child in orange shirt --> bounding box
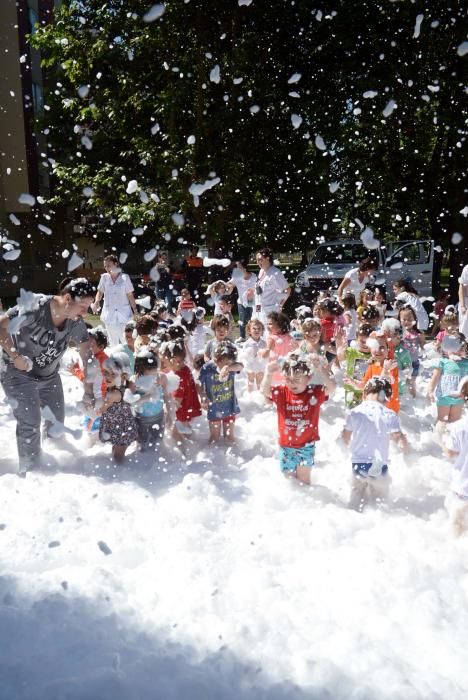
[348,333,400,412]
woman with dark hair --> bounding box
[0,277,95,475]
[226,257,257,340]
[254,248,290,326]
[392,279,429,331]
[91,254,137,346]
[337,257,378,302]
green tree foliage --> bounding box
[30,0,466,281]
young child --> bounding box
[298,318,323,355]
[444,377,468,536]
[432,291,450,336]
[130,348,174,453]
[434,306,459,354]
[336,323,373,407]
[199,340,243,444]
[187,307,208,358]
[134,314,158,353]
[204,314,231,361]
[217,295,235,330]
[427,334,468,426]
[349,333,400,413]
[81,327,109,434]
[177,288,196,315]
[262,351,335,485]
[99,356,138,462]
[360,305,381,330]
[357,288,374,322]
[206,280,228,315]
[241,318,267,391]
[373,287,388,322]
[261,312,298,369]
[317,298,343,363]
[381,319,412,396]
[160,338,202,437]
[342,293,358,345]
[342,377,407,511]
[122,321,136,373]
[398,305,425,397]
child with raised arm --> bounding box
[262,351,336,485]
[199,340,244,444]
[336,322,373,407]
[131,348,173,453]
[342,377,408,511]
[160,337,202,438]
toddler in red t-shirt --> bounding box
[262,350,336,484]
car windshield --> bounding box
[310,244,370,265]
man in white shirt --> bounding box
[254,248,290,326]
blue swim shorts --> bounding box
[279,443,316,473]
[352,462,388,478]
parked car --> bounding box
[294,239,434,303]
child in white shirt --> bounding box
[342,377,407,511]
[444,377,468,536]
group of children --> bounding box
[64,280,468,533]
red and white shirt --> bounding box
[271,384,328,448]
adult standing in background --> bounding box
[183,246,204,302]
[154,251,174,312]
[227,258,257,340]
[337,257,378,302]
[91,255,137,346]
[0,278,94,475]
[254,248,290,326]
[458,264,468,338]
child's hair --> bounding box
[125,321,136,334]
[192,353,205,371]
[180,287,191,296]
[246,318,265,335]
[213,340,238,362]
[58,277,96,299]
[363,377,392,400]
[267,311,290,334]
[134,348,160,375]
[374,286,386,301]
[318,298,343,317]
[342,293,357,310]
[152,301,168,317]
[357,323,374,338]
[161,338,186,360]
[89,327,108,349]
[398,304,419,330]
[301,317,321,334]
[440,306,458,330]
[211,280,227,294]
[394,279,418,295]
[441,332,468,356]
[295,305,314,322]
[358,289,373,306]
[381,318,402,336]
[103,355,129,383]
[218,294,233,306]
[281,351,314,377]
[136,314,158,337]
[361,306,380,323]
[159,324,187,342]
[211,314,230,332]
[195,306,206,320]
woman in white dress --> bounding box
[392,279,429,332]
[459,264,468,338]
[337,257,378,301]
[91,255,137,346]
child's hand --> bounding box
[201,396,209,411]
[383,359,397,372]
[426,391,435,403]
[265,360,279,375]
[266,337,276,351]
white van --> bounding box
[294,239,434,303]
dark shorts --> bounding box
[411,360,420,377]
[352,462,388,478]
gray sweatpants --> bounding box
[1,367,65,472]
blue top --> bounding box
[199,361,240,420]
